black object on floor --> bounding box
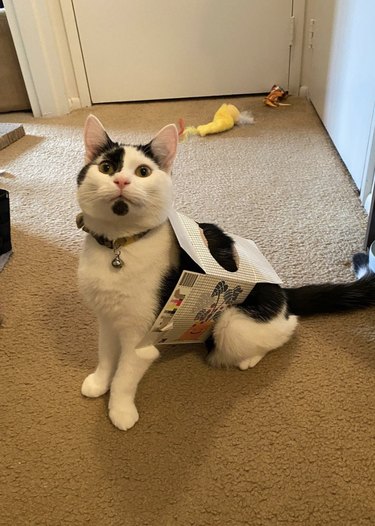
[0,189,12,269]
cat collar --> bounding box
[76,212,149,269]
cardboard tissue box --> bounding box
[140,209,282,347]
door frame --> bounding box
[360,104,375,210]
[4,0,305,117]
[3,0,91,117]
[289,0,306,96]
[60,0,91,109]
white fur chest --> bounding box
[78,222,179,330]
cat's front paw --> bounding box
[81,372,110,398]
[109,403,139,431]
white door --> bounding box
[72,0,293,103]
[305,0,375,192]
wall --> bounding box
[301,0,375,200]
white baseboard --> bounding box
[68,97,81,111]
[365,192,373,214]
[299,85,309,98]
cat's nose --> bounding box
[113,177,130,189]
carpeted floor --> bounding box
[0,96,374,525]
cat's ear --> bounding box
[83,114,112,163]
[150,124,178,173]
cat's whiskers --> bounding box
[78,188,101,204]
[120,187,148,207]
[147,190,170,210]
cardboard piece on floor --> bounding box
[0,123,25,151]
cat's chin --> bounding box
[81,206,170,239]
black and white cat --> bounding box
[77,115,375,431]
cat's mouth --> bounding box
[110,194,138,207]
[111,198,129,216]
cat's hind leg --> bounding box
[208,306,298,370]
[81,317,120,398]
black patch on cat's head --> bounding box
[136,142,160,167]
[77,143,125,186]
[94,134,117,159]
[112,199,129,216]
[101,145,125,174]
[77,164,90,186]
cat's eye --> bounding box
[98,161,115,175]
[135,165,152,178]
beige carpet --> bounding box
[0,96,374,525]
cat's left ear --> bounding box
[150,124,178,174]
[83,114,112,163]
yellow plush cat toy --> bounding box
[180,103,254,139]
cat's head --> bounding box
[77,115,178,236]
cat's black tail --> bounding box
[285,252,375,316]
